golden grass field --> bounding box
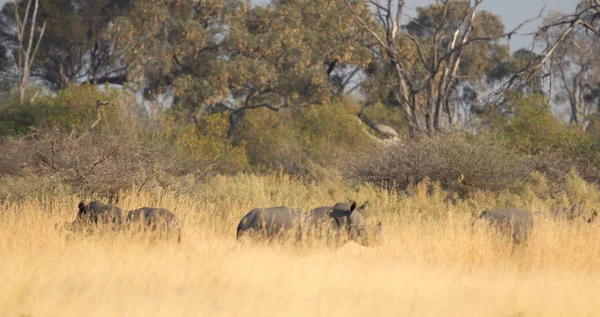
[1,173,600,317]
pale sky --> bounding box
[0,0,576,52]
[253,0,577,52]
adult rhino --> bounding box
[306,201,383,246]
[236,201,383,247]
[550,205,598,223]
[475,208,534,245]
[62,200,123,231]
[125,207,181,243]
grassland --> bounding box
[1,173,600,317]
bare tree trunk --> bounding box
[227,110,246,140]
[14,0,46,104]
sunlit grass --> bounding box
[1,173,599,317]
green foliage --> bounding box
[493,94,587,154]
[489,94,600,185]
[113,0,371,136]
[0,100,36,135]
[161,112,248,173]
[36,85,119,132]
[0,85,117,135]
[359,102,406,136]
[239,102,373,178]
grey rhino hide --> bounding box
[307,201,372,246]
[125,207,181,243]
[64,200,123,231]
[476,208,534,245]
[235,206,303,241]
[236,201,381,247]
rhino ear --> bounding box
[349,201,357,212]
[589,210,598,223]
[359,201,369,211]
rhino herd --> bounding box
[63,199,597,248]
[63,200,182,243]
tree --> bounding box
[539,9,600,130]
[111,0,243,128]
[223,0,371,137]
[343,0,537,136]
[0,0,129,91]
[113,0,371,138]
[2,0,46,103]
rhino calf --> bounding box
[125,207,181,243]
[475,208,534,245]
[551,205,598,223]
[63,200,123,231]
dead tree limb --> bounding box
[343,0,542,136]
[14,0,46,104]
[73,100,110,142]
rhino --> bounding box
[62,200,123,231]
[236,206,302,240]
[475,208,534,245]
[125,207,181,243]
[550,205,598,223]
[306,201,383,246]
[236,201,383,247]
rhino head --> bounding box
[330,201,382,246]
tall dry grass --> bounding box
[1,173,600,317]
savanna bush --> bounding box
[0,84,118,136]
[160,112,248,174]
[238,102,374,179]
[493,94,583,154]
[493,93,600,184]
[0,88,246,199]
[347,134,531,196]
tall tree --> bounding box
[540,9,600,130]
[343,0,536,136]
[0,0,130,91]
[1,0,46,103]
[113,0,371,137]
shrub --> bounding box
[492,93,600,186]
[0,91,246,199]
[239,102,374,179]
[0,85,118,136]
[492,94,584,154]
[160,112,248,174]
[0,129,189,201]
[347,134,531,196]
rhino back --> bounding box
[101,205,123,224]
[307,204,354,227]
[306,206,340,228]
[479,208,533,244]
[236,207,300,239]
[79,201,123,224]
[127,208,177,226]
